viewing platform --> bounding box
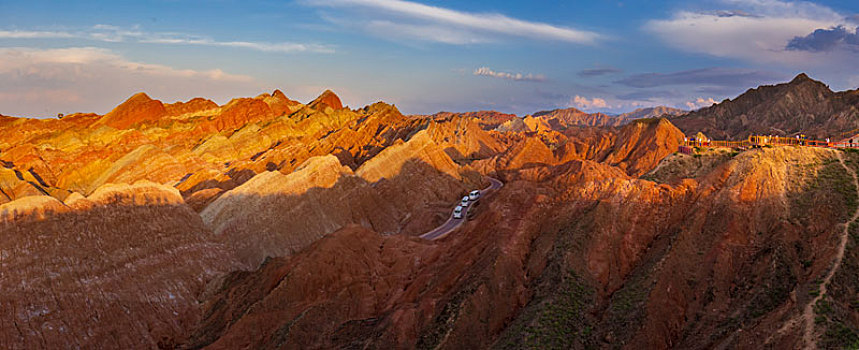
[681,134,859,152]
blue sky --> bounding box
[1,0,858,117]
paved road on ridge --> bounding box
[419,177,503,241]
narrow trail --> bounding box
[802,151,859,349]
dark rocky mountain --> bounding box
[672,73,859,140]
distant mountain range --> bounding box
[619,106,688,120]
[532,105,686,129]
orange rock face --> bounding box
[308,89,344,111]
[97,92,168,129]
[261,89,303,116]
[603,118,685,176]
[164,97,218,116]
[209,98,273,131]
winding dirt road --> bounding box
[419,177,502,240]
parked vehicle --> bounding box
[460,196,470,207]
[469,190,480,201]
[453,205,464,219]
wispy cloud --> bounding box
[364,20,491,44]
[578,67,622,77]
[0,47,252,82]
[139,37,334,54]
[0,47,262,117]
[0,30,75,39]
[473,67,546,82]
[0,25,334,54]
[301,0,602,45]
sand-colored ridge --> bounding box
[0,195,67,222]
[356,129,461,183]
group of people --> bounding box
[749,134,829,147]
[684,136,710,147]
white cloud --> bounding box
[0,47,263,117]
[301,0,602,44]
[0,30,75,39]
[473,67,545,82]
[365,20,491,44]
[570,95,608,110]
[645,0,856,65]
[139,37,334,54]
[0,25,334,54]
[685,97,717,110]
[0,47,252,82]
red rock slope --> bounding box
[0,181,242,349]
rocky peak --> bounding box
[784,73,831,94]
[361,101,402,116]
[271,89,289,101]
[309,90,344,112]
[265,89,300,105]
[790,72,812,84]
[259,89,302,116]
[135,92,155,101]
[603,118,685,176]
[98,92,167,129]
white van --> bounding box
[460,196,470,207]
[453,205,464,219]
[469,190,480,201]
